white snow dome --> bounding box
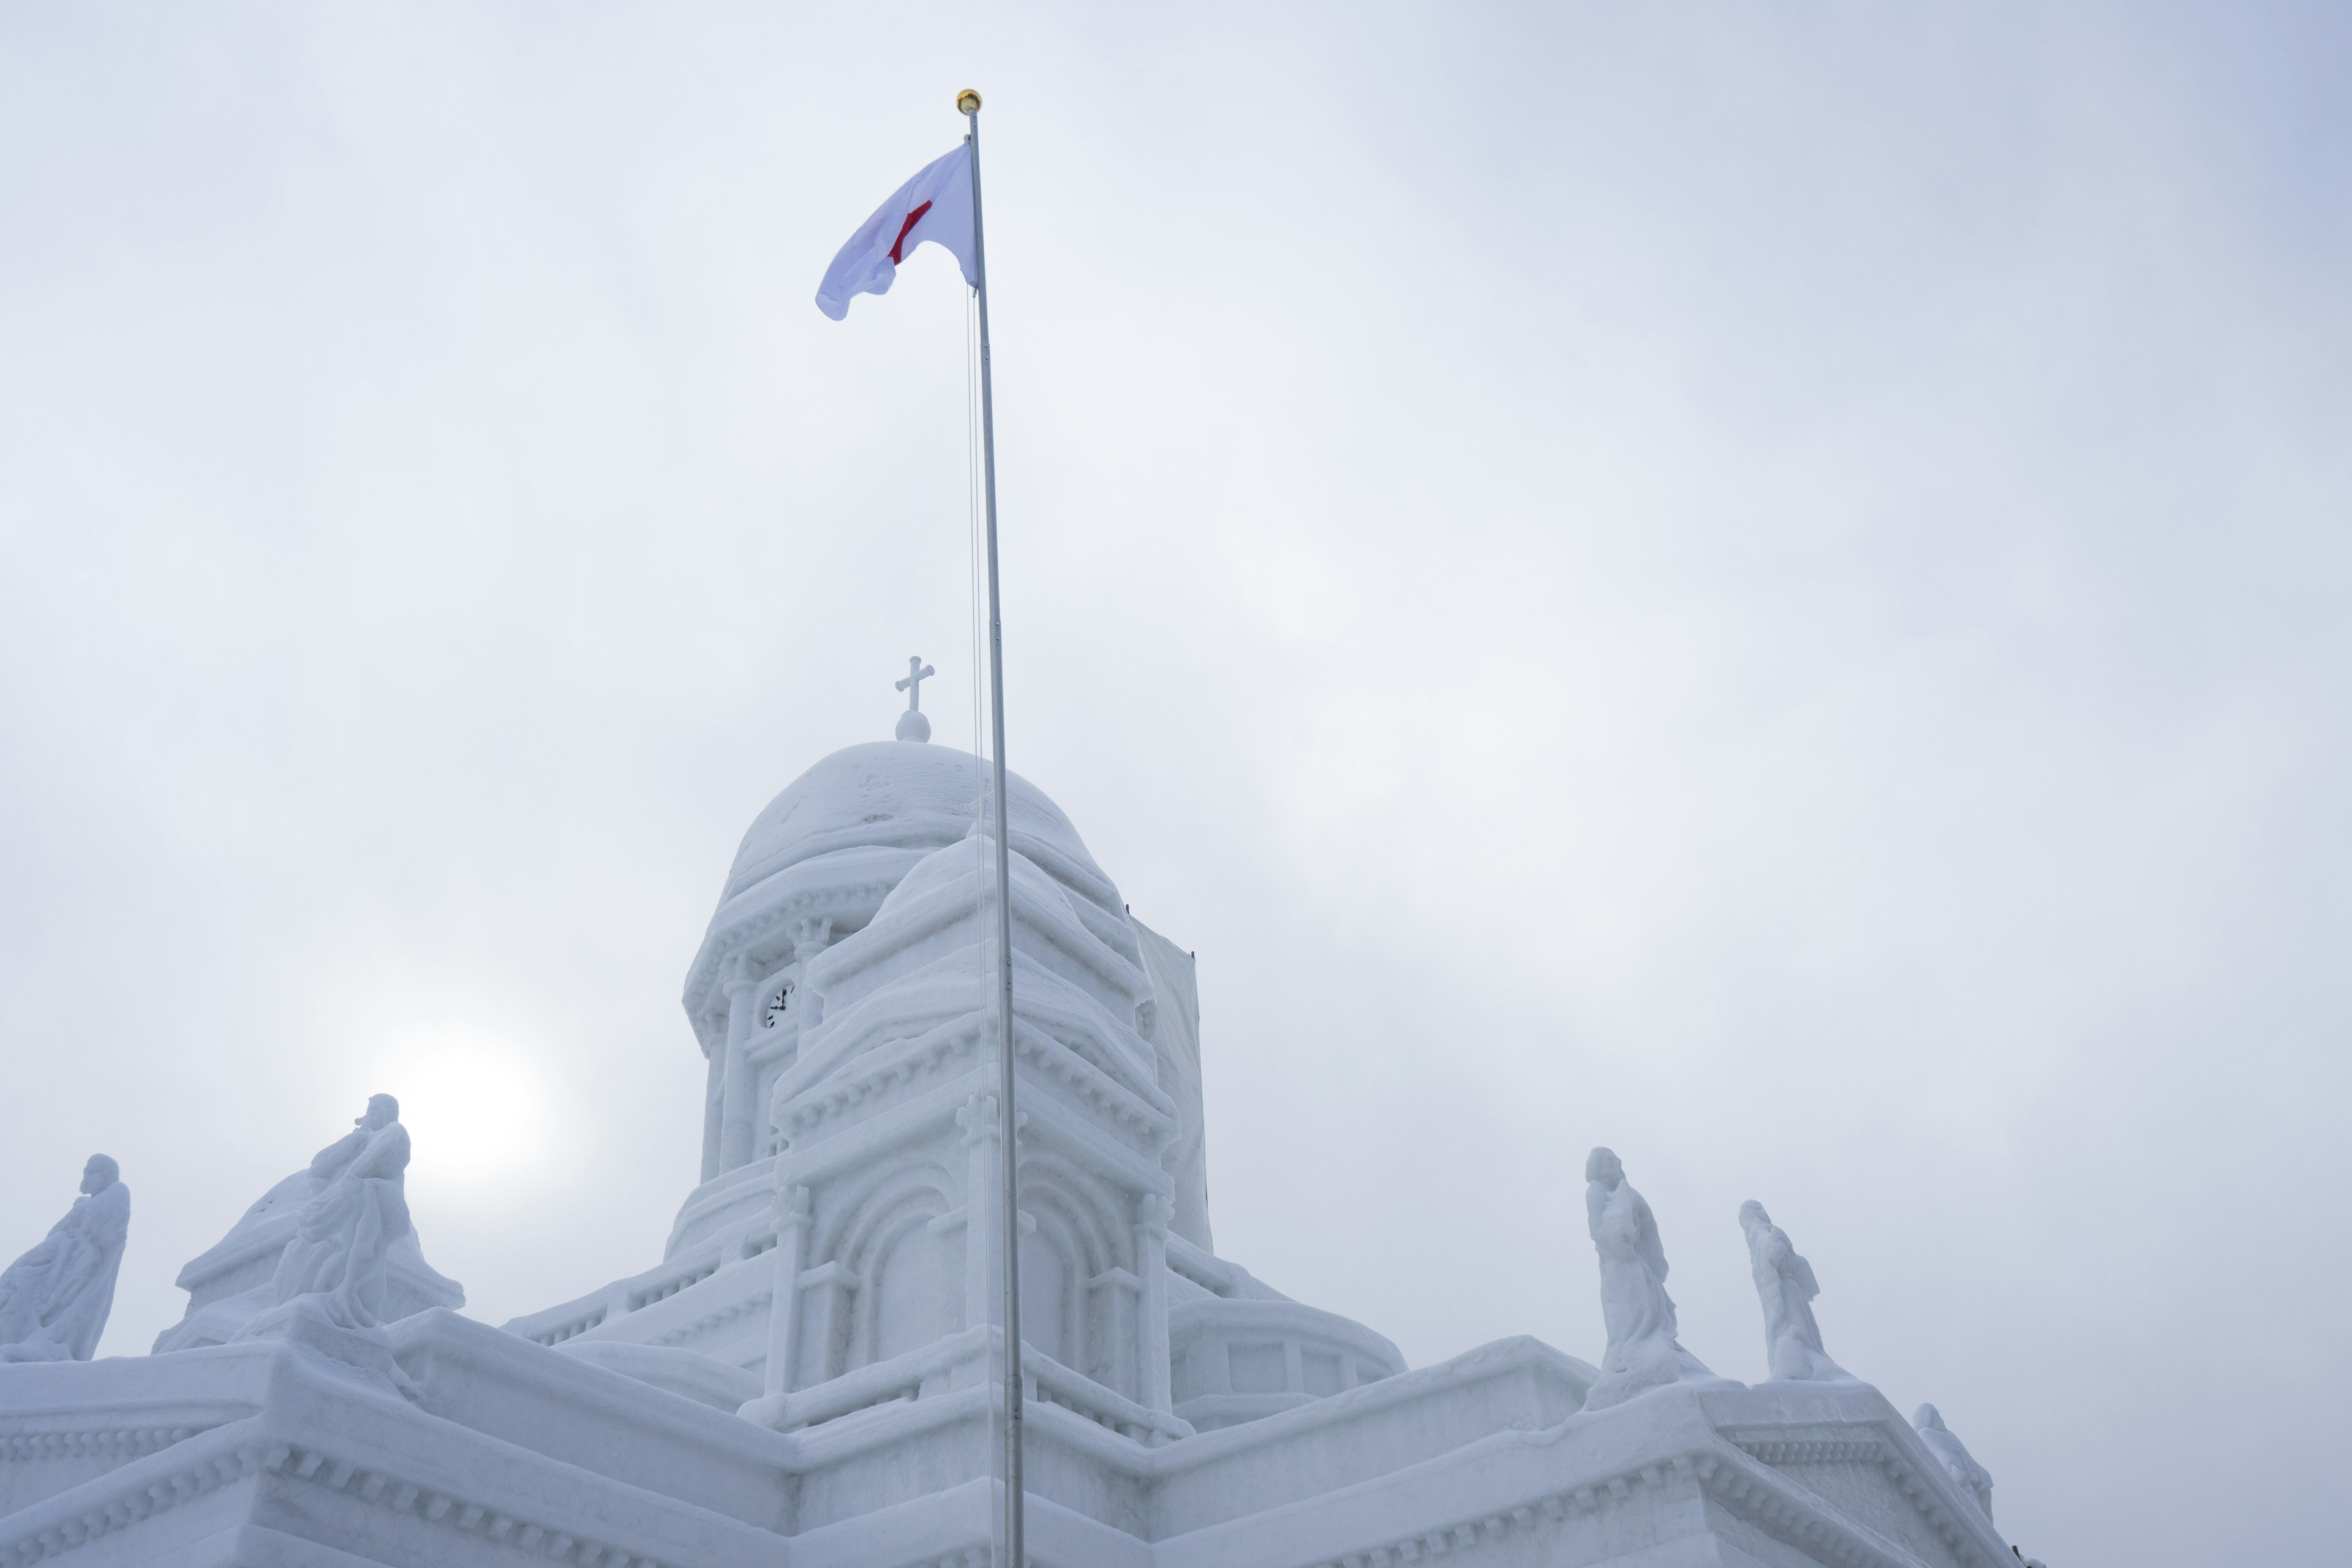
[682,741,1128,1037]
[723,741,1017,901]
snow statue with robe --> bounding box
[1914,1402,1996,1520]
[1739,1199,1851,1382]
[1581,1147,1718,1410]
[153,1095,460,1353]
[219,1094,428,1398]
[0,1155,130,1363]
[255,1093,415,1331]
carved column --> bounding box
[764,1185,813,1398]
[796,1261,861,1387]
[1087,1268,1143,1402]
[956,1093,999,1338]
[1135,1193,1173,1415]
[790,914,834,964]
[718,954,763,1171]
[699,1036,726,1183]
[788,915,833,1030]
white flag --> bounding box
[815,144,976,320]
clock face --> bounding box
[761,982,793,1029]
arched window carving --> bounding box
[820,1161,960,1374]
[871,1212,950,1363]
[1014,1155,1131,1384]
[1018,1229,1072,1369]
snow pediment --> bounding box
[774,955,1177,1159]
[997,958,1177,1117]
[1714,1403,2015,1568]
[807,837,1156,1055]
[772,960,990,1109]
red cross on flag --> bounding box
[815,144,977,320]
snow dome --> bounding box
[682,740,1120,1041]
[671,738,1151,1254]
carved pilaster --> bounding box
[956,1094,998,1334]
[764,1185,813,1398]
[794,1260,861,1388]
[1136,1193,1173,1414]
[1088,1267,1144,1402]
[789,915,834,1027]
[699,1040,726,1184]
[718,953,761,1170]
[789,914,834,960]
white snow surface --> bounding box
[0,737,2029,1567]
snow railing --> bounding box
[1024,1346,1192,1448]
[775,1327,986,1430]
[508,1229,779,1349]
[627,1259,720,1313]
[523,1306,605,1348]
[774,1326,1189,1447]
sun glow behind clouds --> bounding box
[355,1027,568,1205]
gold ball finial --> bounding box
[957,89,982,115]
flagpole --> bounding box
[959,86,1024,1568]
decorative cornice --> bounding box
[0,1402,1997,1568]
[785,1022,978,1141]
[783,1015,1167,1161]
[0,1427,726,1568]
[685,880,899,1030]
[1015,1021,1169,1147]
[1019,1019,1169,1139]
[0,1432,273,1567]
[0,1426,208,1464]
[273,1436,695,1568]
[1722,1427,2007,1566]
[1733,1436,1882,1464]
[1294,1453,1705,1568]
[1280,1436,2006,1568]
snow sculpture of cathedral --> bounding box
[0,713,2031,1568]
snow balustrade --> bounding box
[513,1231,775,1351]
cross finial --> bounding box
[894,655,936,742]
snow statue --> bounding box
[1914,1402,1996,1520]
[1581,1147,1718,1410]
[254,1093,417,1331]
[217,1095,431,1398]
[1739,1199,1850,1382]
[155,1094,461,1352]
[0,1155,129,1363]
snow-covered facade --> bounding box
[0,731,2030,1568]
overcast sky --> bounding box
[3,4,2348,1562]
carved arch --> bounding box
[1016,1152,1127,1278]
[1014,1152,1134,1381]
[812,1156,960,1266]
[812,1159,960,1373]
[854,1193,953,1366]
